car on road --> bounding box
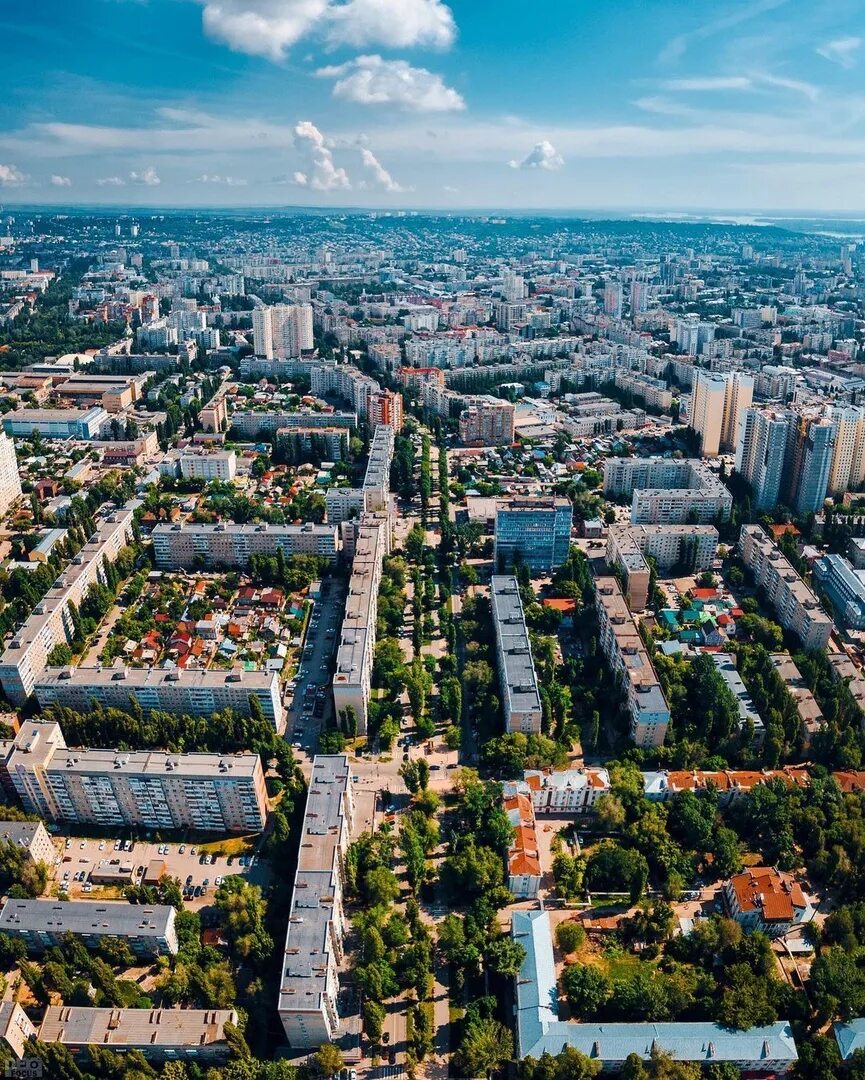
[98,841,105,851]
[179,845,186,854]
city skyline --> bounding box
[3,0,865,211]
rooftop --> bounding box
[490,576,542,719]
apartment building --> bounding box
[199,392,229,433]
[4,720,267,832]
[275,426,348,462]
[458,396,516,446]
[332,517,386,735]
[613,370,673,411]
[603,457,732,525]
[230,410,357,439]
[325,487,367,526]
[769,654,823,746]
[494,497,573,572]
[0,508,135,705]
[278,755,354,1047]
[606,524,718,610]
[253,303,313,359]
[523,768,612,814]
[0,820,55,866]
[368,389,404,433]
[739,525,833,650]
[35,662,284,732]
[491,576,543,735]
[37,1007,238,1063]
[0,433,21,518]
[362,424,395,513]
[595,576,670,747]
[689,370,754,456]
[813,554,865,629]
[178,449,236,482]
[2,406,109,440]
[152,522,338,569]
[311,364,380,421]
[735,408,793,511]
[0,898,177,957]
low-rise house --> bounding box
[722,867,810,938]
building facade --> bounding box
[0,898,178,957]
[494,497,573,572]
[491,576,543,735]
[152,522,338,569]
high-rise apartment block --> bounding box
[231,410,357,440]
[368,389,403,433]
[491,576,542,735]
[603,458,732,524]
[603,281,623,319]
[828,405,865,495]
[494,497,573,572]
[3,720,268,832]
[458,396,516,446]
[735,408,792,511]
[739,526,833,651]
[362,424,395,512]
[0,509,135,705]
[278,755,353,1047]
[595,577,670,747]
[253,304,313,360]
[689,371,753,456]
[0,434,21,518]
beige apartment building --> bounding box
[151,521,338,569]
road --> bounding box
[285,579,346,758]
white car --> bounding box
[215,876,223,886]
[98,841,105,851]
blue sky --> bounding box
[2,0,865,210]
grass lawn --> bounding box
[197,835,258,856]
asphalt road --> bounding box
[285,580,346,756]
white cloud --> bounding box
[659,0,789,63]
[325,0,455,49]
[129,167,161,186]
[359,146,405,191]
[0,164,26,187]
[662,76,753,91]
[50,174,72,187]
[198,0,454,61]
[293,120,351,190]
[508,140,564,171]
[194,173,248,185]
[96,176,125,186]
[317,55,464,112]
[200,0,329,61]
[817,36,862,68]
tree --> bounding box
[555,921,586,955]
[562,963,610,1018]
[364,866,400,907]
[484,936,526,977]
[457,1017,514,1078]
[363,999,386,1042]
[313,1044,345,1078]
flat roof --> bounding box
[38,1006,237,1050]
[491,576,542,718]
[279,755,351,1016]
[0,898,174,937]
[37,663,277,695]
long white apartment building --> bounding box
[595,576,670,747]
[34,660,284,732]
[689,370,754,456]
[491,576,543,734]
[0,433,21,518]
[606,524,718,611]
[3,721,267,833]
[0,508,135,705]
[152,521,338,570]
[362,424,395,512]
[231,410,357,440]
[332,517,386,735]
[603,457,732,524]
[739,525,833,651]
[179,449,236,482]
[278,755,353,1047]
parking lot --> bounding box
[285,578,346,755]
[52,834,269,909]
